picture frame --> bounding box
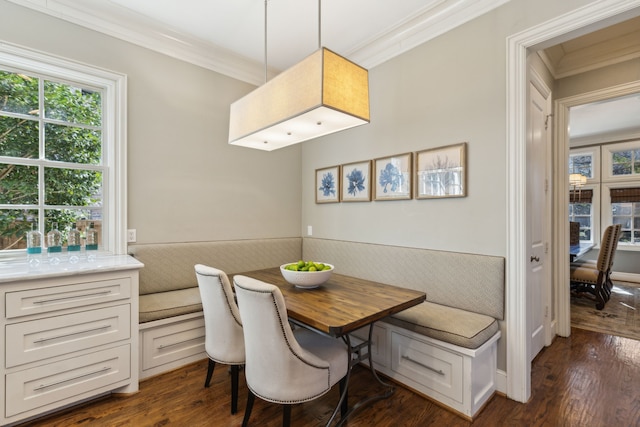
[415,142,467,199]
[340,160,372,202]
[373,152,413,200]
[315,165,340,203]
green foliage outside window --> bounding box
[612,149,640,176]
[0,70,103,250]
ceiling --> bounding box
[6,0,510,85]
[7,0,640,140]
[540,15,640,141]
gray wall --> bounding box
[0,0,302,245]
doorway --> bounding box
[555,83,640,337]
[506,0,640,404]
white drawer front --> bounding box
[350,323,388,367]
[142,317,205,370]
[6,278,131,318]
[391,331,463,402]
[6,305,130,368]
[5,344,130,417]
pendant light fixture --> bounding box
[228,0,370,151]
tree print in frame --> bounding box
[373,152,413,200]
[340,160,372,202]
[315,165,340,203]
[415,142,467,199]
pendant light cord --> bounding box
[264,0,268,83]
[265,0,322,83]
[318,0,322,49]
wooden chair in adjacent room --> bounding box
[195,264,245,414]
[570,224,621,310]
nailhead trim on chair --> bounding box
[235,282,332,405]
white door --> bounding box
[527,77,551,362]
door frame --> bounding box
[506,0,640,403]
[554,80,640,337]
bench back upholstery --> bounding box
[129,238,302,295]
[303,238,505,320]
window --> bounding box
[569,147,600,182]
[569,154,593,179]
[610,188,640,245]
[0,43,127,258]
[569,188,594,242]
[611,149,640,176]
[568,147,600,244]
[602,140,640,182]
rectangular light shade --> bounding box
[228,47,369,151]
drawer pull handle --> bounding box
[33,324,112,343]
[33,290,112,304]
[158,337,202,349]
[34,366,112,391]
[401,355,445,376]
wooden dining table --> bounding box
[231,267,426,426]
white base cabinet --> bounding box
[0,256,142,426]
[352,321,501,419]
[139,311,206,380]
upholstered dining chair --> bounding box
[194,264,245,414]
[233,275,349,427]
[570,224,620,310]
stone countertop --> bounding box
[0,254,144,283]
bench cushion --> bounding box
[139,287,203,323]
[385,301,499,349]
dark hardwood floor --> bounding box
[18,328,640,427]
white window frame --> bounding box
[602,139,640,182]
[0,42,127,257]
[602,181,640,252]
[569,146,600,183]
[569,184,600,246]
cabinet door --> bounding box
[5,278,131,319]
[6,304,130,368]
[6,345,130,418]
[141,316,205,371]
[391,332,463,402]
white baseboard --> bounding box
[612,271,640,284]
[495,369,507,395]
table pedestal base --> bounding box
[327,323,395,427]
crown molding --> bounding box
[7,0,510,85]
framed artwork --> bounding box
[415,142,467,199]
[340,160,372,202]
[373,152,413,200]
[315,165,340,203]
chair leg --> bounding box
[282,405,291,427]
[595,282,606,310]
[339,376,348,417]
[230,365,240,415]
[204,358,215,388]
[242,390,255,427]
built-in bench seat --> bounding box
[303,237,504,419]
[128,238,302,379]
[128,237,505,419]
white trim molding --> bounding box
[6,0,510,85]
